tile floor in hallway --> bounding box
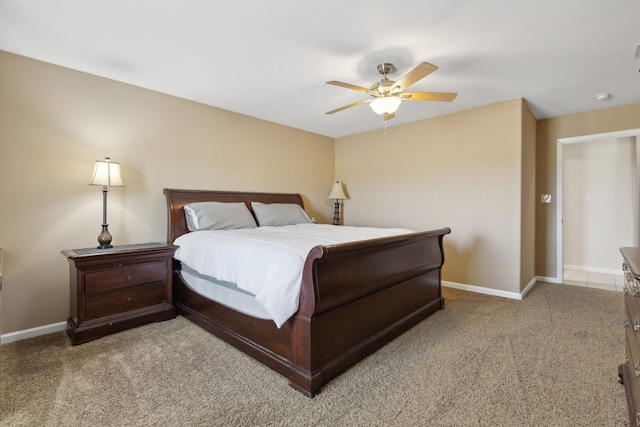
[563,268,624,292]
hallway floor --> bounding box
[563,268,624,292]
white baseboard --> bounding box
[1,321,67,345]
[521,277,537,297]
[0,274,594,345]
[537,275,563,284]
[443,277,539,301]
[564,265,623,276]
[4,282,524,344]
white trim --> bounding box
[521,277,537,297]
[537,275,563,284]
[563,264,624,276]
[443,280,525,300]
[556,128,640,283]
[443,277,542,300]
[559,128,640,144]
[0,277,559,344]
[556,141,564,282]
[1,321,67,345]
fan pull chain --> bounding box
[382,114,388,135]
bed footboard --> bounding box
[289,227,451,396]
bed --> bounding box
[164,188,450,397]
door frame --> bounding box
[556,128,640,282]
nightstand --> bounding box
[62,243,177,345]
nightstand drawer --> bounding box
[85,261,167,295]
[85,282,168,319]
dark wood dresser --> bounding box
[63,243,177,345]
[620,247,640,426]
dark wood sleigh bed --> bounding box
[164,188,450,397]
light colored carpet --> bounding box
[0,283,629,426]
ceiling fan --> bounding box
[326,62,457,122]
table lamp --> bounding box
[328,181,349,225]
[89,157,125,249]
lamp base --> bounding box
[332,200,341,226]
[97,224,113,249]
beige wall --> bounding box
[5,46,640,336]
[536,104,640,278]
[0,51,335,334]
[520,103,537,291]
[335,99,533,294]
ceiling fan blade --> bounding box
[325,100,369,114]
[327,81,376,95]
[392,62,438,92]
[400,92,458,102]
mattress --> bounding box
[180,265,271,320]
[174,224,414,327]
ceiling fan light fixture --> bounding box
[369,96,401,115]
[325,62,457,123]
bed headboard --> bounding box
[163,189,305,243]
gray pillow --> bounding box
[251,201,312,226]
[184,202,257,231]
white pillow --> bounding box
[250,201,312,226]
[184,202,257,231]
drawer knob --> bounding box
[127,275,132,281]
[127,297,132,303]
[624,317,631,328]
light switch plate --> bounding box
[541,194,552,203]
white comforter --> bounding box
[173,224,412,328]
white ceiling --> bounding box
[1,0,639,138]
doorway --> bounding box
[556,128,640,288]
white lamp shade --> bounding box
[369,96,401,115]
[328,182,349,200]
[90,157,125,187]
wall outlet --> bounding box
[585,194,592,202]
